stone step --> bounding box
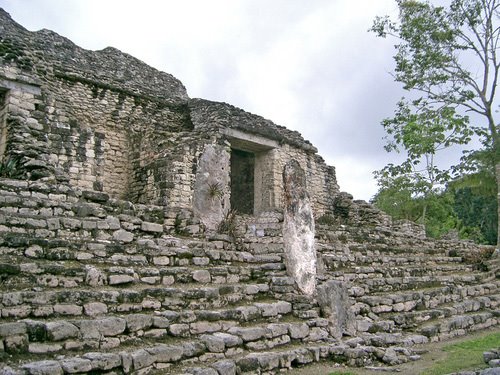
[0,257,286,290]
[416,310,500,342]
[364,294,500,332]
[345,272,491,294]
[0,301,296,357]
[0,234,285,268]
[356,282,500,316]
[325,262,473,277]
[0,282,281,320]
[2,337,399,375]
[320,252,466,269]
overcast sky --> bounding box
[0,0,408,201]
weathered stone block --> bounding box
[83,352,122,371]
[22,360,63,375]
[193,270,211,283]
[213,332,242,347]
[28,343,62,354]
[97,317,127,336]
[109,274,135,285]
[84,302,108,316]
[227,327,266,342]
[212,360,236,375]
[113,229,134,242]
[45,321,79,341]
[53,304,83,316]
[0,322,26,337]
[4,334,28,354]
[200,334,225,353]
[169,323,190,337]
[125,314,152,332]
[153,256,170,266]
[141,221,163,233]
[288,323,310,339]
[60,358,92,373]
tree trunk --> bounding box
[496,162,500,248]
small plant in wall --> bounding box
[207,181,224,200]
[217,209,238,238]
[0,155,26,179]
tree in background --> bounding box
[371,0,500,245]
[451,148,497,243]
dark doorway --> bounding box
[230,148,254,214]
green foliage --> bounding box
[207,181,224,200]
[421,331,500,374]
[373,153,497,243]
[450,149,497,244]
[371,0,500,245]
[372,178,458,238]
[0,155,25,179]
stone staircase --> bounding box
[316,223,500,357]
[0,178,499,374]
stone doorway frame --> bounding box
[223,128,278,215]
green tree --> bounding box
[451,148,497,243]
[372,176,458,238]
[371,0,500,245]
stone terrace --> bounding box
[0,179,498,374]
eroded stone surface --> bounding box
[282,159,316,295]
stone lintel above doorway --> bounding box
[222,128,278,153]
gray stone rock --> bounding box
[288,323,310,339]
[113,229,134,242]
[83,352,121,370]
[182,341,206,358]
[227,326,266,342]
[485,351,500,363]
[4,334,28,353]
[169,323,190,337]
[45,321,79,341]
[22,361,63,375]
[0,322,26,337]
[84,265,106,286]
[97,317,127,336]
[108,274,135,285]
[125,314,152,332]
[282,159,316,295]
[141,221,163,233]
[317,280,356,339]
[193,270,211,283]
[213,332,243,347]
[76,320,100,340]
[192,144,230,231]
[60,358,92,373]
[146,344,183,363]
[382,347,400,365]
[83,302,108,316]
[488,359,500,367]
[201,334,225,353]
[481,368,500,375]
[131,349,155,370]
[211,360,236,375]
